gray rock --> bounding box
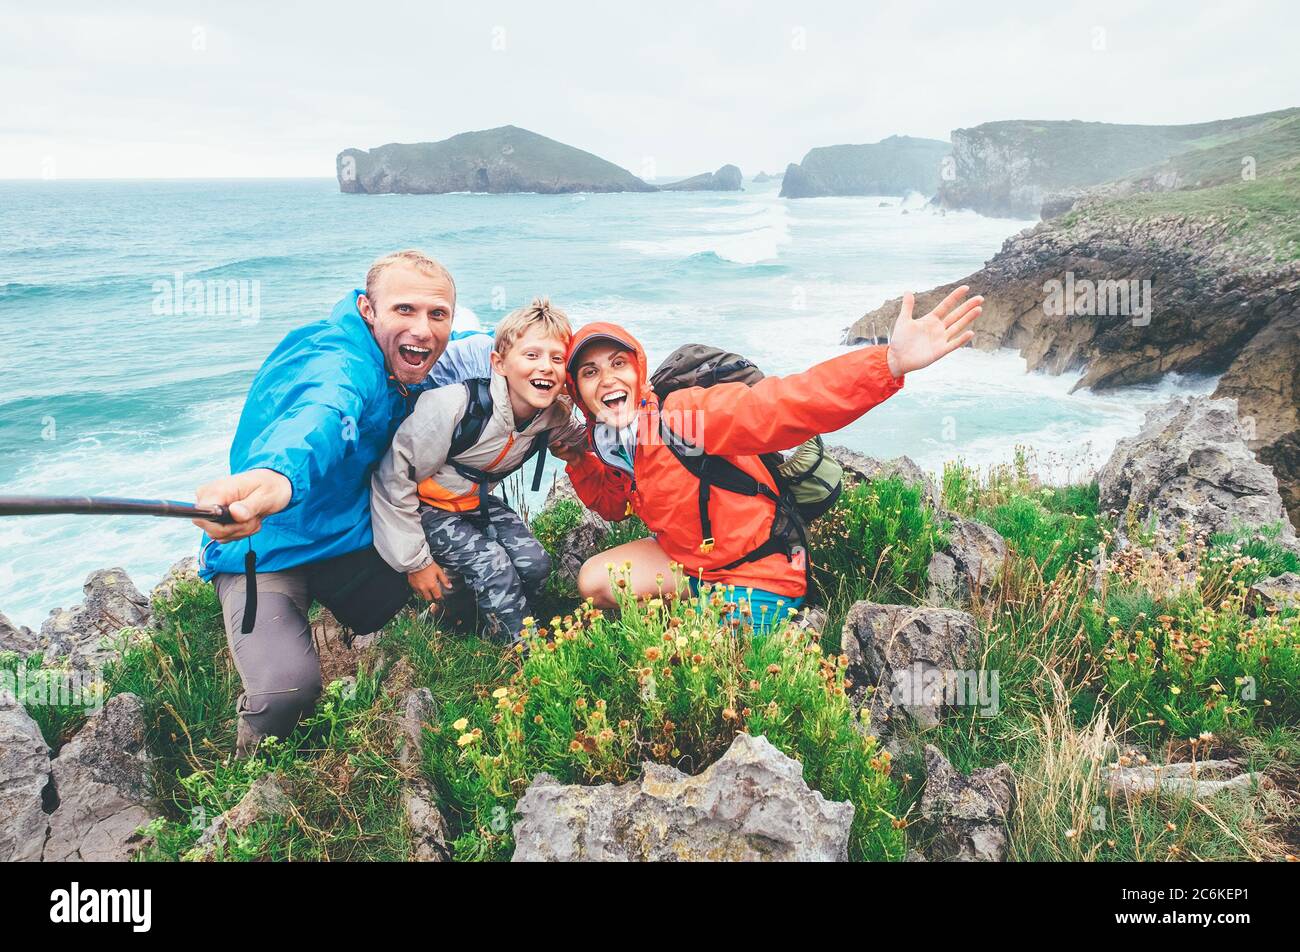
[825,446,941,509]
[149,557,199,604]
[37,568,152,667]
[42,693,156,862]
[196,773,292,850]
[919,745,1015,862]
[1102,758,1269,801]
[927,516,1007,602]
[0,690,52,862]
[403,781,451,862]
[396,687,434,770]
[1249,572,1300,613]
[1099,397,1295,547]
[511,732,853,861]
[0,612,38,657]
[842,601,982,732]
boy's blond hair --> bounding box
[494,298,572,355]
[365,249,456,303]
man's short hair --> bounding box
[364,250,456,303]
[494,298,573,355]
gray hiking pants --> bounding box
[214,568,320,749]
[419,496,550,642]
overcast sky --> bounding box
[2,0,1297,180]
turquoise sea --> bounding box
[0,178,1213,626]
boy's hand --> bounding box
[193,468,293,542]
[408,561,452,601]
[886,286,983,377]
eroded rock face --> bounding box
[927,516,1007,602]
[1098,396,1295,546]
[0,690,51,862]
[42,693,155,862]
[37,569,152,667]
[841,602,983,732]
[1,612,38,657]
[511,732,853,862]
[919,745,1015,862]
[843,205,1300,527]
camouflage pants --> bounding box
[419,496,551,642]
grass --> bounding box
[10,453,1297,862]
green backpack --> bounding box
[649,344,844,574]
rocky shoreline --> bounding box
[846,195,1300,525]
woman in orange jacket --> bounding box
[550,286,983,624]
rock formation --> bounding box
[42,693,157,862]
[1098,396,1296,545]
[918,745,1015,861]
[659,164,743,191]
[337,126,657,195]
[511,732,853,861]
[35,568,152,667]
[0,690,51,862]
[780,135,950,198]
[841,602,983,733]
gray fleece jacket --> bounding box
[371,372,586,573]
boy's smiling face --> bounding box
[573,341,640,427]
[491,323,568,424]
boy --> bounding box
[371,299,585,643]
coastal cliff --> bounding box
[847,161,1300,522]
[937,108,1300,218]
[336,125,656,195]
[780,135,950,198]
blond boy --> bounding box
[371,299,584,642]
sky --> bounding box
[2,0,1298,180]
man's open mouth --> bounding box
[601,390,629,410]
[529,378,556,392]
[398,344,432,367]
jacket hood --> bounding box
[564,322,653,426]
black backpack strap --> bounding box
[449,378,493,461]
[658,416,780,553]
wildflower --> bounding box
[1064,829,1076,840]
[452,717,469,732]
[457,733,477,748]
[522,616,535,629]
[767,663,781,675]
[492,687,509,699]
[533,714,543,724]
[645,646,662,662]
[569,740,583,753]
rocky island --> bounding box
[658,164,743,191]
[780,135,950,198]
[336,125,656,195]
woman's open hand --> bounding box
[885,285,983,377]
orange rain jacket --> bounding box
[563,322,905,598]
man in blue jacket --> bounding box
[193,249,489,755]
